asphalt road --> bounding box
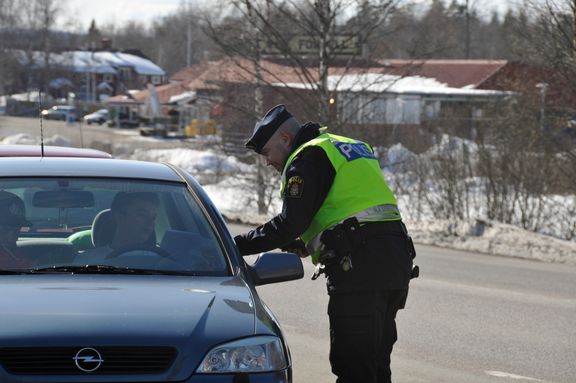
[0,116,185,153]
[229,223,576,383]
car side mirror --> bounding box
[248,252,304,286]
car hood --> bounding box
[0,274,258,348]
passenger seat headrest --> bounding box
[91,209,115,247]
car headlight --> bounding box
[197,336,287,373]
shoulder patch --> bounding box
[286,176,304,198]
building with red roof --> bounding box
[119,57,572,149]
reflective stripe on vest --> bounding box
[305,204,402,255]
[281,132,400,264]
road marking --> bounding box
[485,370,542,381]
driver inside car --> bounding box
[0,191,33,268]
[75,192,160,264]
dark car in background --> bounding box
[0,149,303,383]
[40,105,77,121]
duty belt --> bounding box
[309,214,419,281]
[306,204,401,254]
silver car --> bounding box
[83,109,109,125]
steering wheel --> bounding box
[106,245,173,259]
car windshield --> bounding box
[0,178,229,276]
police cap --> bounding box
[245,105,293,153]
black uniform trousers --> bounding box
[328,289,407,383]
[323,221,413,383]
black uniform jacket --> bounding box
[234,124,414,292]
[234,123,334,255]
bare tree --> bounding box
[0,0,19,95]
[205,0,399,124]
[516,1,576,190]
[150,2,216,74]
[0,0,66,95]
[202,0,400,213]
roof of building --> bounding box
[127,58,514,104]
[379,60,509,88]
[170,63,213,83]
[277,72,511,97]
[173,57,316,91]
[106,82,189,104]
[169,58,511,93]
[16,50,166,76]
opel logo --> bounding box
[73,347,104,372]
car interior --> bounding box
[1,178,229,275]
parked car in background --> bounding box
[107,115,140,128]
[83,108,109,125]
[0,148,303,383]
[40,105,77,121]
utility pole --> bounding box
[187,18,192,67]
[465,0,470,59]
[572,0,576,58]
[316,0,332,125]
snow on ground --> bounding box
[406,218,576,266]
[202,176,284,224]
[127,147,252,177]
[203,175,576,267]
[3,133,575,267]
[1,133,71,146]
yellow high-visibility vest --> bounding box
[281,132,401,263]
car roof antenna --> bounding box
[37,89,45,157]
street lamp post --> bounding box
[536,82,548,132]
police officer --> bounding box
[234,105,415,383]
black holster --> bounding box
[319,217,362,265]
[320,218,420,279]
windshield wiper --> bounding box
[0,269,29,275]
[29,265,196,276]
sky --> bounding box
[65,0,516,31]
[66,0,203,30]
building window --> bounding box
[341,93,421,125]
[118,67,132,80]
[424,100,441,120]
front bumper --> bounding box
[0,370,291,383]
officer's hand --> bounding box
[289,247,309,258]
[280,239,309,258]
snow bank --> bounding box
[203,176,281,224]
[376,143,416,170]
[1,133,72,146]
[127,147,252,183]
[406,219,576,266]
[203,174,576,266]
